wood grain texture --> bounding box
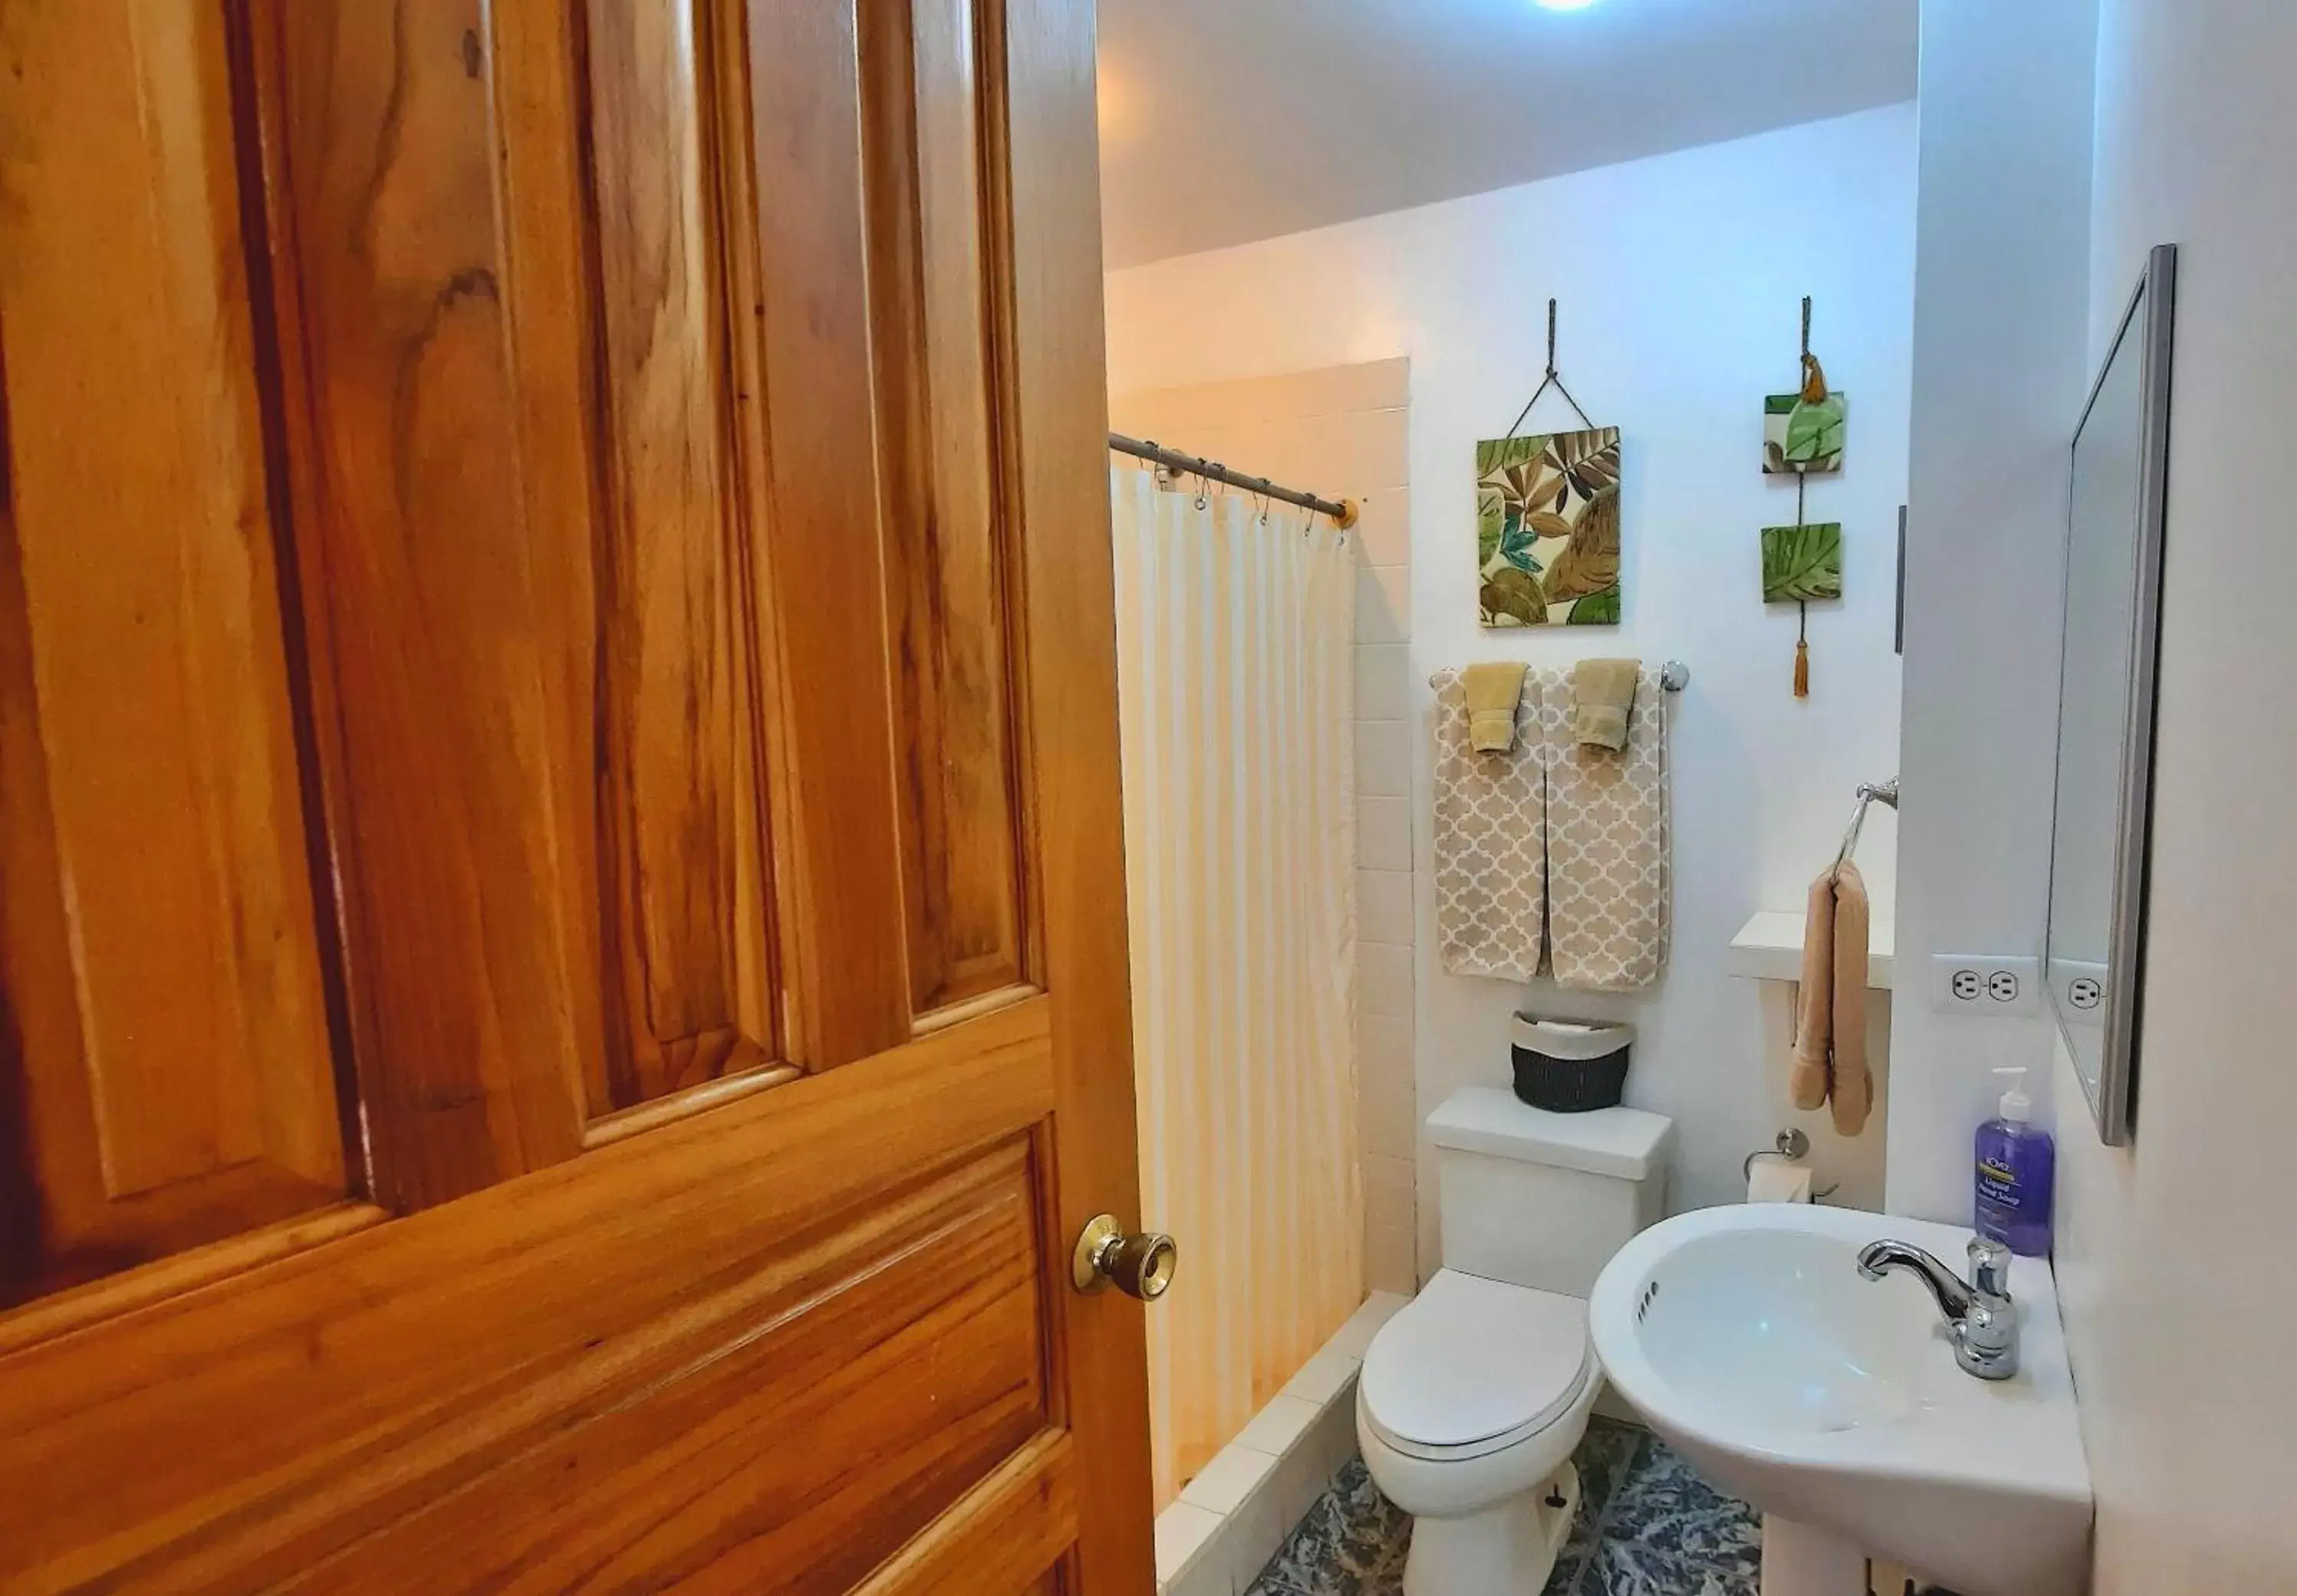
[0,1000,1055,1591]
[0,6,1153,1589]
[273,1144,1047,1595]
[737,0,914,1070]
[854,1430,1078,1596]
[0,0,347,1301]
[861,0,1035,1022]
[581,0,780,1110]
[999,0,1161,1584]
[252,0,587,1204]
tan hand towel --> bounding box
[1792,868,1836,1112]
[1463,662,1529,752]
[1792,860,1874,1134]
[1572,657,1640,751]
[1829,860,1873,1136]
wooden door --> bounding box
[0,1,1153,1590]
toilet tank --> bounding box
[1427,1087,1674,1296]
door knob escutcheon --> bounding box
[1071,1213,1176,1300]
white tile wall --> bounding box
[1354,869,1413,945]
[1356,940,1413,1018]
[1351,722,1411,799]
[1353,643,1411,721]
[1112,360,1420,1305]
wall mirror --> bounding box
[2046,243,2175,1147]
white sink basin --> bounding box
[1589,1203,2091,1596]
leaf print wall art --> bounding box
[1764,391,1848,475]
[1475,425,1623,627]
[1761,522,1844,603]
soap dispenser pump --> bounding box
[1974,1067,2055,1256]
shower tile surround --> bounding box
[1111,359,1420,1296]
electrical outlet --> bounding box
[1932,953,2041,1015]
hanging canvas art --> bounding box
[1764,391,1848,475]
[1762,522,1844,603]
[1476,425,1623,627]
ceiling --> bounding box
[1097,0,1918,269]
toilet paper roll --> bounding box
[1747,1159,1815,1203]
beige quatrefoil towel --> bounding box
[1431,665,1670,989]
[1431,668,1550,979]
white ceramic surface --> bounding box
[1589,1203,2091,1596]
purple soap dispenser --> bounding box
[1974,1067,2055,1256]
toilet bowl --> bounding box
[1357,1269,1601,1596]
[1356,1088,1673,1596]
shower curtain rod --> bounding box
[1109,431,1361,528]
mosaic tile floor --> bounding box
[1246,1417,1762,1596]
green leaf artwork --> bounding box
[1762,522,1844,603]
[1566,587,1621,626]
[1763,392,1848,475]
[1473,426,1623,627]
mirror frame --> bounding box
[2049,242,2176,1147]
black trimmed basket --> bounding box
[1509,1014,1635,1113]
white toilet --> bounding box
[1357,1086,1673,1596]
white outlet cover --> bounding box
[1930,953,2042,1015]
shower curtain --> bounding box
[1109,467,1361,1509]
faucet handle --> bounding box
[1966,1236,2013,1304]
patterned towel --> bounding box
[1431,668,1548,980]
[1537,664,1670,989]
[1430,666,1671,989]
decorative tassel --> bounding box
[1800,350,1830,405]
[1795,637,1810,698]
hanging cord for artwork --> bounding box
[1502,298,1596,438]
[1793,295,1815,699]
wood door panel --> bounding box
[254,0,587,1205]
[0,1000,1053,1591]
[0,0,1155,1585]
[736,0,915,1071]
[0,0,348,1302]
[854,1432,1078,1596]
[278,1142,1047,1594]
[862,0,1035,1021]
[581,0,779,1113]
[999,0,1160,1583]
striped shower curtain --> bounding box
[1109,467,1361,1509]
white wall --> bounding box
[2052,2,2297,1588]
[1107,104,1917,1245]
[1887,0,2099,1221]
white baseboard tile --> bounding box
[1153,1293,1401,1594]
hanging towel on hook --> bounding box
[1463,663,1529,752]
[1432,668,1548,980]
[1793,859,1872,1136]
[1540,665,1670,989]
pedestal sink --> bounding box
[1588,1203,2091,1596]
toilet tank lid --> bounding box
[1427,1088,1674,1180]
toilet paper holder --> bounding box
[1744,1129,1840,1199]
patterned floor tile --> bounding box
[1249,1460,1411,1596]
[1577,1537,1758,1596]
[1251,1422,1765,1596]
[1600,1440,1762,1582]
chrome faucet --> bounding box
[1857,1236,2019,1380]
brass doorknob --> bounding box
[1071,1213,1176,1300]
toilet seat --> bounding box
[1360,1269,1593,1463]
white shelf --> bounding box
[1727,910,1895,990]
